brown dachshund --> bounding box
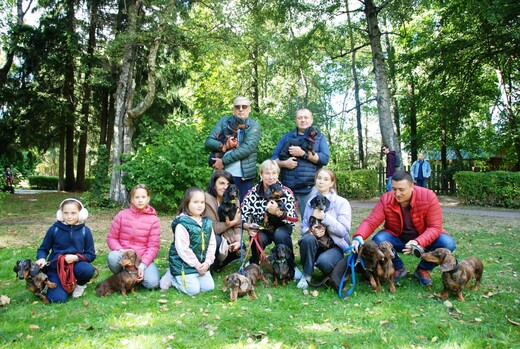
[13,259,57,304]
[95,250,142,297]
[222,264,269,301]
[357,240,385,290]
[269,244,295,287]
[376,241,396,293]
[422,248,484,301]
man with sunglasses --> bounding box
[205,97,261,202]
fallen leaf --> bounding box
[432,336,438,342]
[474,318,482,323]
[506,317,520,326]
[311,290,319,297]
[158,299,168,304]
[29,325,39,330]
[303,290,309,296]
[0,295,10,306]
[443,300,453,308]
[173,300,182,306]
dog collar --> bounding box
[446,259,460,274]
[274,259,286,264]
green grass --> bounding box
[0,193,519,348]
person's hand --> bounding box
[312,208,325,220]
[229,241,241,252]
[284,157,298,169]
[229,209,241,226]
[311,225,326,238]
[288,145,304,157]
[212,158,224,170]
[64,254,79,264]
[36,258,47,269]
[196,262,209,275]
[351,236,364,253]
[248,223,259,237]
[403,240,419,255]
[137,268,144,282]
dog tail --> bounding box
[308,275,331,288]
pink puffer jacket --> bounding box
[107,204,161,266]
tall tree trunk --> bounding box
[363,0,399,154]
[496,68,520,170]
[58,129,65,191]
[384,17,401,142]
[64,0,76,191]
[346,0,364,168]
[408,74,417,162]
[250,45,260,113]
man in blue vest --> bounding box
[271,108,330,217]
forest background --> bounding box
[0,0,518,209]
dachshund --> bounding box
[218,184,240,225]
[13,259,57,304]
[222,264,269,301]
[356,240,385,291]
[375,241,396,293]
[208,116,246,166]
[269,244,295,287]
[263,182,286,231]
[422,248,484,301]
[278,125,319,161]
[307,194,332,248]
[95,250,142,297]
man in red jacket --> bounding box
[351,170,456,286]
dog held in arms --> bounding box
[269,244,295,287]
[13,259,57,304]
[263,182,286,231]
[222,264,270,301]
[208,116,246,166]
[307,194,331,249]
[96,250,142,297]
[278,126,319,161]
[218,184,240,226]
[422,248,483,301]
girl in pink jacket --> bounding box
[107,184,161,289]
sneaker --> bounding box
[72,284,87,298]
[297,275,311,289]
[413,268,433,286]
[160,269,173,290]
[293,266,303,281]
[394,268,408,283]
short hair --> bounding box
[233,96,251,106]
[129,184,150,200]
[382,144,389,151]
[259,159,280,175]
[295,108,313,117]
[315,167,337,192]
[206,170,235,197]
[177,187,205,216]
[392,170,413,183]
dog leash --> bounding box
[338,246,365,299]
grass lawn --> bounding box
[0,192,519,348]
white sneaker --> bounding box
[297,276,309,289]
[293,266,303,280]
[160,269,173,290]
[72,284,87,298]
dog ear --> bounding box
[222,276,229,291]
[439,250,457,272]
[30,262,41,277]
[134,252,142,268]
[13,260,21,273]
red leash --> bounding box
[56,254,87,292]
[249,234,273,272]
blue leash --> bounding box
[238,221,246,276]
[338,245,365,299]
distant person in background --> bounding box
[382,145,397,192]
[5,167,13,186]
[411,153,431,188]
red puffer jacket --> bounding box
[107,204,161,266]
[353,186,445,247]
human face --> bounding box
[62,203,80,225]
[261,168,279,188]
[295,109,313,133]
[233,99,251,120]
[315,170,334,195]
[189,191,206,218]
[392,179,414,206]
[215,176,230,200]
[418,153,425,161]
[131,188,150,211]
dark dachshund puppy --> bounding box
[422,248,484,301]
[222,264,269,301]
[13,259,57,304]
[263,182,286,230]
[96,250,142,297]
[218,184,240,225]
[208,117,246,166]
[269,244,295,287]
[376,241,396,293]
[278,126,319,161]
[356,240,385,291]
[308,195,332,248]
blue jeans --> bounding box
[372,231,456,271]
[46,261,97,303]
[415,178,427,188]
[386,176,393,191]
[294,190,315,219]
[299,233,343,275]
[250,224,294,267]
[107,251,160,289]
[234,177,254,203]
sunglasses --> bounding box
[234,105,250,110]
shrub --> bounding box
[28,175,58,189]
[454,171,520,208]
[335,169,378,200]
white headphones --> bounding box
[56,198,89,223]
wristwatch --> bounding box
[302,152,308,160]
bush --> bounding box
[28,176,95,190]
[335,169,378,200]
[454,171,520,208]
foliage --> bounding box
[121,121,212,212]
[454,171,520,208]
[87,145,113,207]
[335,169,379,200]
[28,176,94,191]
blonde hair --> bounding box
[259,159,280,175]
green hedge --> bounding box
[335,169,378,200]
[28,176,95,191]
[454,171,520,208]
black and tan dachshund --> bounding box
[208,117,246,166]
[218,184,240,225]
[13,259,57,304]
[263,183,286,231]
[308,194,332,248]
[269,244,295,287]
[278,125,319,161]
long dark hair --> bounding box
[177,187,205,216]
[206,170,235,198]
